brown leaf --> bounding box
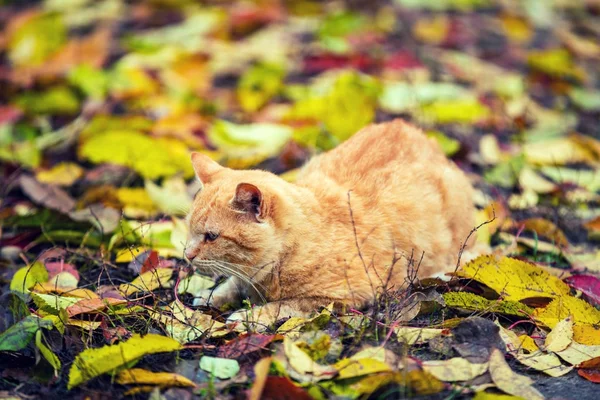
[217,333,282,359]
[20,175,75,214]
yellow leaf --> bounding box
[78,131,193,180]
[456,255,571,301]
[334,358,391,380]
[488,348,544,400]
[68,333,182,389]
[36,162,83,186]
[555,342,600,365]
[419,99,490,124]
[249,357,272,400]
[527,48,586,81]
[501,15,532,44]
[514,350,572,378]
[116,187,158,216]
[573,325,600,345]
[474,391,525,400]
[422,358,488,382]
[413,15,449,45]
[524,138,595,166]
[394,327,444,345]
[148,300,225,343]
[533,296,600,328]
[119,268,174,297]
[517,335,539,353]
[32,284,98,299]
[283,336,337,381]
[116,368,195,388]
[545,316,573,352]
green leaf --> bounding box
[426,130,461,156]
[288,71,380,144]
[10,262,49,293]
[569,88,600,111]
[527,49,585,81]
[208,120,292,168]
[237,62,285,112]
[68,64,109,100]
[68,333,183,389]
[419,99,490,124]
[484,155,525,188]
[14,86,80,116]
[443,292,534,317]
[8,12,67,66]
[78,130,193,179]
[0,315,53,352]
[200,356,240,379]
[36,330,61,375]
[379,82,471,113]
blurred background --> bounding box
[1,0,600,244]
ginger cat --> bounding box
[186,119,475,327]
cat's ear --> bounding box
[191,152,223,184]
[231,183,266,221]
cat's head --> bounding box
[185,152,285,280]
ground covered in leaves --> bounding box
[2,0,600,399]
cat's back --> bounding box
[297,119,449,192]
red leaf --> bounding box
[0,106,23,125]
[384,51,424,70]
[578,369,600,383]
[217,333,282,359]
[45,261,80,281]
[302,53,375,74]
[257,376,313,400]
[141,251,160,274]
[564,275,600,306]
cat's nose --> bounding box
[185,247,199,261]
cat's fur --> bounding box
[186,119,475,325]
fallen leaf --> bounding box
[573,325,600,346]
[119,268,174,296]
[333,357,391,380]
[249,357,272,400]
[443,292,534,317]
[0,315,53,352]
[577,357,600,383]
[422,357,488,382]
[532,296,600,328]
[10,262,49,293]
[456,255,571,301]
[199,356,240,380]
[36,162,84,186]
[78,131,194,180]
[216,333,281,359]
[20,175,76,214]
[545,316,574,352]
[283,336,338,381]
[394,327,444,345]
[116,368,195,388]
[488,348,544,400]
[68,333,182,389]
[527,48,586,81]
[555,342,600,365]
[208,120,292,169]
[66,297,127,317]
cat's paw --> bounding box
[226,308,270,333]
[192,290,220,307]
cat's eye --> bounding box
[205,232,219,242]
